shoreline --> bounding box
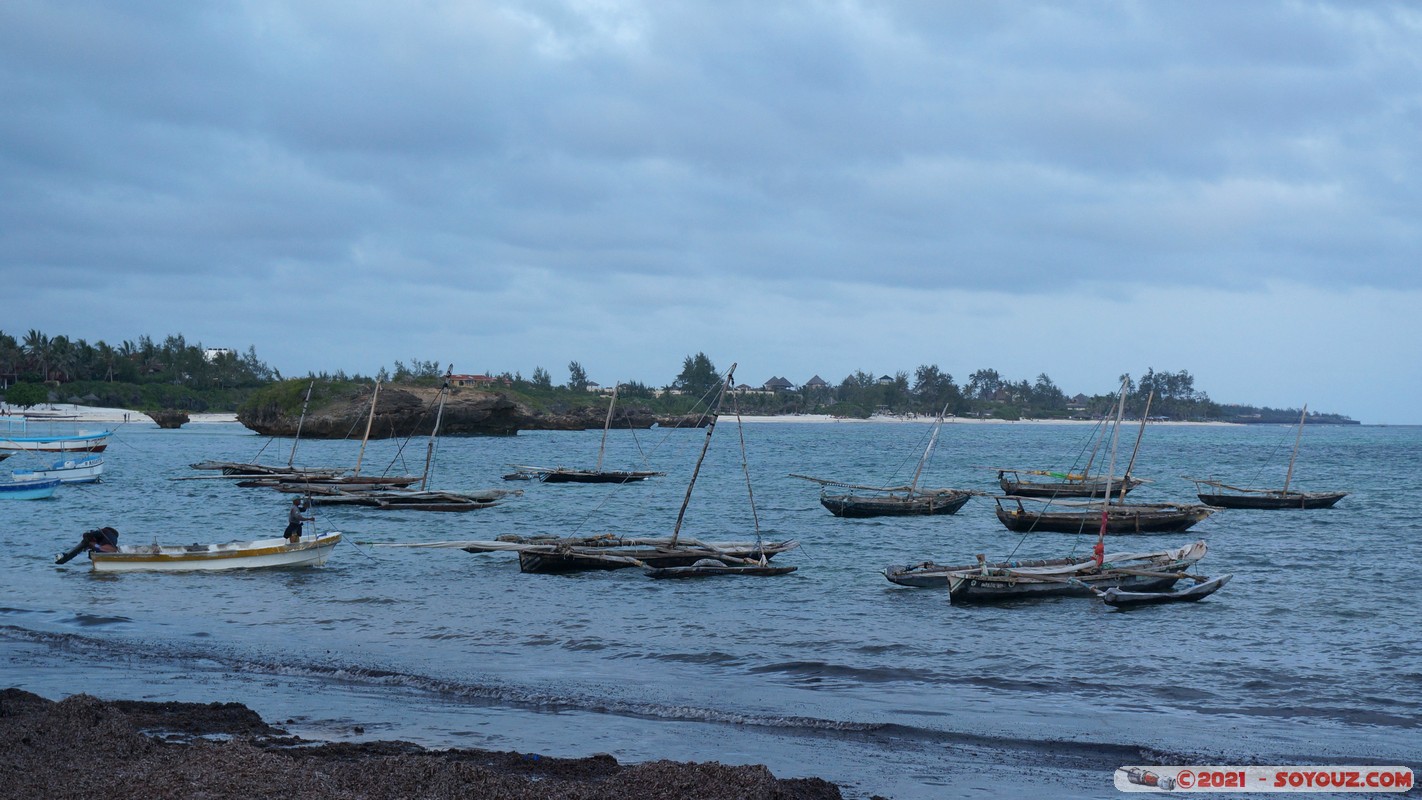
[731,413,1239,426]
[1,403,237,424]
[4,403,1240,428]
[0,689,846,800]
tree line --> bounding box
[1,329,275,412]
[0,330,1352,423]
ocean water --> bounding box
[3,418,1419,798]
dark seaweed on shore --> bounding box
[0,689,846,800]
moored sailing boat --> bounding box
[990,414,1143,498]
[340,369,518,512]
[188,380,419,490]
[992,496,1216,534]
[1187,405,1347,509]
[507,384,664,484]
[887,380,1226,605]
[989,391,1214,535]
[455,364,797,576]
[792,404,974,517]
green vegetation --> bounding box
[1,329,1356,423]
[0,329,275,412]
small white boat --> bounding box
[12,454,105,484]
[0,477,60,500]
[84,533,341,573]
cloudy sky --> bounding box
[3,1,1418,422]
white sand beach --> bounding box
[1,403,238,425]
[733,413,1236,426]
[2,404,1234,428]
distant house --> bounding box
[803,375,830,390]
[877,375,895,386]
[203,348,236,362]
[991,388,1014,402]
[763,376,795,392]
[449,374,507,388]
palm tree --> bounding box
[22,329,50,381]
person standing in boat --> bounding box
[284,498,313,543]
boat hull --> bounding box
[1197,491,1346,509]
[540,470,662,484]
[944,541,1210,603]
[645,563,797,579]
[821,491,971,518]
[999,476,1142,498]
[88,534,341,572]
[516,543,794,574]
[11,455,104,484]
[0,431,112,453]
[0,478,61,500]
[948,571,1181,601]
[885,554,1094,589]
[1101,574,1232,607]
[994,504,1215,534]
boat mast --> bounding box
[670,364,735,548]
[1118,390,1153,502]
[909,402,951,494]
[595,383,618,473]
[1095,380,1130,565]
[421,367,452,491]
[1283,404,1307,494]
[288,380,315,467]
[354,379,381,477]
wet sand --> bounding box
[1,689,848,799]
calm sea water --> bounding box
[3,419,1419,798]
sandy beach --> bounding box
[0,690,846,799]
[2,403,237,425]
[5,403,1233,428]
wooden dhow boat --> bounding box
[943,540,1211,602]
[890,381,1227,605]
[992,496,1217,534]
[187,380,420,491]
[994,468,1143,499]
[511,466,664,484]
[1096,573,1232,608]
[454,364,797,577]
[793,404,974,518]
[814,487,972,517]
[459,536,798,574]
[883,542,1207,589]
[989,412,1145,498]
[1187,405,1347,510]
[645,559,798,579]
[507,384,665,484]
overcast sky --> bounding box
[4,1,1418,422]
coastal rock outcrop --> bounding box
[239,386,525,438]
[236,386,661,438]
[148,409,190,429]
